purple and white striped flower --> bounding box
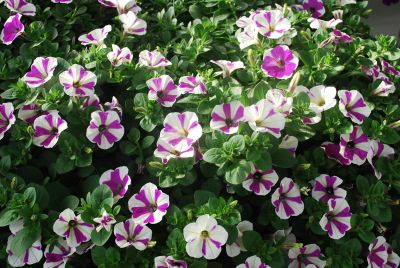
[308,18,342,30]
[78,25,112,46]
[154,138,194,164]
[139,50,171,68]
[265,89,293,116]
[5,0,36,16]
[321,142,352,165]
[311,174,347,202]
[128,182,170,224]
[17,103,41,124]
[105,96,123,117]
[178,75,207,94]
[22,57,58,88]
[147,75,180,107]
[279,135,298,155]
[53,208,94,248]
[107,44,132,67]
[386,244,400,268]
[261,45,299,79]
[236,255,270,268]
[86,110,124,150]
[339,126,371,165]
[288,244,326,268]
[253,10,291,39]
[100,166,131,202]
[119,11,147,35]
[93,211,116,232]
[0,102,16,140]
[33,111,67,148]
[303,0,325,18]
[97,0,141,14]
[81,94,102,110]
[59,64,97,97]
[331,29,353,43]
[242,164,279,196]
[236,24,259,49]
[7,235,42,267]
[51,0,72,3]
[338,90,371,124]
[44,238,75,268]
[210,101,245,134]
[114,218,152,249]
[367,140,395,180]
[381,59,400,77]
[319,198,351,239]
[226,221,253,257]
[154,256,188,268]
[271,177,304,219]
[1,14,24,45]
[367,236,389,268]
[183,214,228,260]
[211,60,244,78]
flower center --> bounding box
[157,91,165,98]
[50,128,58,135]
[68,220,77,227]
[253,172,263,180]
[225,118,233,127]
[201,230,210,238]
[326,212,335,221]
[276,59,285,68]
[279,193,286,201]
[150,204,158,212]
[326,187,334,195]
[347,141,356,149]
[318,99,325,106]
[73,81,81,88]
[98,124,107,132]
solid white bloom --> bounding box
[308,18,342,30]
[308,85,337,112]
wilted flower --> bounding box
[0,102,16,140]
[93,211,116,232]
[331,29,353,43]
[5,0,36,16]
[33,111,68,148]
[242,164,279,196]
[146,75,180,107]
[339,126,371,165]
[59,64,97,96]
[265,89,293,116]
[271,177,304,219]
[226,221,253,257]
[236,24,259,49]
[261,45,299,79]
[138,50,171,68]
[311,174,347,202]
[107,44,132,67]
[338,90,371,124]
[100,166,131,202]
[154,138,194,163]
[7,235,42,267]
[44,238,75,268]
[210,101,245,134]
[308,18,342,30]
[22,57,58,88]
[253,10,291,39]
[1,14,24,45]
[119,11,147,35]
[279,135,298,155]
[178,76,207,94]
[319,198,351,239]
[236,255,270,268]
[211,60,244,78]
[288,244,326,268]
[114,218,152,249]
[303,0,325,18]
[154,256,188,268]
[78,25,112,46]
[367,140,395,179]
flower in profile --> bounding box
[279,135,298,155]
[0,102,16,140]
[105,96,123,116]
[100,166,131,202]
[321,142,352,165]
[128,182,169,224]
[93,211,116,232]
[303,0,325,18]
[236,255,270,268]
[319,198,351,239]
[381,59,400,77]
[253,10,291,39]
[386,244,400,268]
[17,103,41,124]
[33,111,68,148]
[1,14,24,45]
[146,75,180,107]
[59,64,97,96]
[261,45,299,79]
[336,0,356,5]
[154,138,194,164]
[51,0,73,3]
[78,25,112,46]
[226,221,253,257]
[367,140,395,179]
[211,60,244,78]
[265,89,293,116]
[236,24,259,49]
[114,218,152,249]
[311,174,347,202]
[22,57,58,88]
[98,0,141,15]
[86,110,124,149]
[271,178,304,219]
[119,11,147,35]
[308,18,342,30]
[44,238,75,268]
[339,126,370,165]
[7,235,42,267]
[81,94,102,110]
[210,101,245,134]
[5,0,36,16]
[53,208,94,247]
[272,227,296,245]
[154,256,187,268]
[107,44,132,67]
[183,214,228,260]
[242,164,279,196]
[178,75,207,94]
[331,29,353,43]
[288,244,326,268]
[160,112,202,147]
[139,50,171,68]
[338,90,371,124]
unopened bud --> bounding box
[11,177,17,189]
[30,214,38,221]
[288,72,300,94]
[187,209,193,221]
[149,161,164,169]
[332,10,343,20]
[298,163,311,170]
[247,49,255,67]
[389,120,400,129]
[319,35,335,48]
[229,200,238,208]
[147,241,157,248]
[84,147,92,154]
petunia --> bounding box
[386,244,400,268]
[236,24,259,49]
[272,227,296,245]
[303,0,325,18]
[7,235,42,267]
[308,18,342,30]
[183,214,228,260]
[128,182,170,224]
[236,255,270,268]
[381,59,400,77]
[138,50,172,68]
[339,126,371,165]
[1,14,24,45]
[5,0,36,16]
[59,64,97,96]
[154,137,194,164]
[146,75,180,107]
[226,221,253,257]
[242,164,279,196]
[311,174,347,202]
[104,96,123,117]
[279,135,298,155]
[86,110,124,150]
[261,45,299,79]
[53,208,94,248]
[321,141,352,165]
[17,103,41,124]
[210,101,245,134]
[336,0,357,5]
[331,29,353,43]
[99,166,131,202]
[211,60,245,78]
[44,238,75,268]
[367,140,395,179]
[78,25,112,46]
[119,11,147,35]
[338,90,371,124]
[154,256,187,268]
[245,99,286,137]
[178,75,207,94]
[253,10,291,39]
[33,111,68,148]
[81,94,102,110]
[265,89,293,116]
[319,198,351,239]
[93,211,116,232]
[307,85,337,112]
[0,102,16,140]
[367,236,389,268]
[288,244,326,268]
[271,177,304,219]
[113,218,152,249]
[97,0,141,14]
[51,0,73,3]
[22,57,58,88]
[107,44,132,67]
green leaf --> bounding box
[90,185,114,209]
[242,231,263,253]
[61,195,80,210]
[91,228,112,246]
[141,136,155,149]
[356,176,370,196]
[23,187,36,208]
[225,160,251,184]
[203,148,226,164]
[166,229,186,256]
[357,229,375,243]
[194,190,216,206]
[0,209,19,227]
[223,135,245,152]
[254,151,272,170]
[271,149,297,168]
[379,127,400,144]
[10,226,41,256]
[252,81,270,101]
[224,224,238,244]
[0,155,11,172]
[293,92,310,109]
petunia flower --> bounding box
[339,126,371,165]
[271,177,304,219]
[236,255,270,268]
[336,0,357,5]
[210,101,245,134]
[22,57,58,88]
[53,208,94,248]
[99,166,131,202]
[17,103,41,124]
[51,0,73,3]
[319,198,351,239]
[386,244,400,268]
[114,218,152,249]
[331,29,353,43]
[307,85,337,112]
[78,25,112,46]
[154,256,188,268]
[381,59,400,77]
[107,44,132,67]
[5,0,36,16]
[104,96,123,116]
[119,11,147,35]
[288,244,326,268]
[368,236,389,268]
[81,94,102,110]
[59,64,97,96]
[146,75,180,107]
[98,0,141,14]
[311,174,347,202]
[183,214,228,260]
[253,10,291,39]
[1,14,24,45]
[86,110,124,150]
[279,135,298,155]
[265,89,293,116]
[308,18,342,30]
[178,75,207,94]
[7,235,42,267]
[128,182,170,224]
[303,0,325,18]
[138,50,172,68]
[33,111,68,148]
[367,140,395,180]
[0,102,16,140]
[242,164,279,196]
[272,227,296,245]
[154,137,194,164]
[236,24,259,49]
[245,99,286,137]
[261,45,299,79]
[226,220,253,257]
[338,90,371,124]
[93,211,116,232]
[321,141,352,165]
[44,238,75,268]
[211,60,244,78]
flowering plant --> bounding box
[0,0,400,267]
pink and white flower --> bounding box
[236,255,270,268]
[128,182,169,224]
[100,166,131,202]
[154,256,188,268]
[97,0,141,14]
[236,24,259,49]
[367,236,400,268]
[53,208,94,248]
[321,141,352,166]
[226,221,253,257]
[381,59,400,77]
[308,18,342,30]
[154,138,194,163]
[59,64,97,96]
[119,11,147,35]
[7,235,42,267]
[146,75,180,107]
[288,244,326,268]
[82,94,102,110]
[253,10,291,39]
[0,102,16,140]
[78,25,112,46]
[211,60,245,78]
[331,29,353,43]
[279,135,298,155]
[138,50,171,68]
[44,238,75,268]
[33,111,68,148]
[339,126,371,165]
[17,103,41,124]
[386,244,400,268]
[107,44,132,67]
[104,96,123,116]
[319,198,351,239]
[93,211,116,232]
[1,14,24,45]
[271,177,304,219]
[114,218,152,249]
[265,89,293,116]
[261,45,299,79]
[178,75,207,94]
[303,0,325,18]
[367,140,395,180]
[210,101,245,134]
[51,0,72,3]
[242,164,279,196]
[338,90,371,124]
[183,214,228,260]
[86,110,124,150]
[22,57,58,88]
[311,174,347,202]
[5,0,36,16]
[160,112,202,147]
